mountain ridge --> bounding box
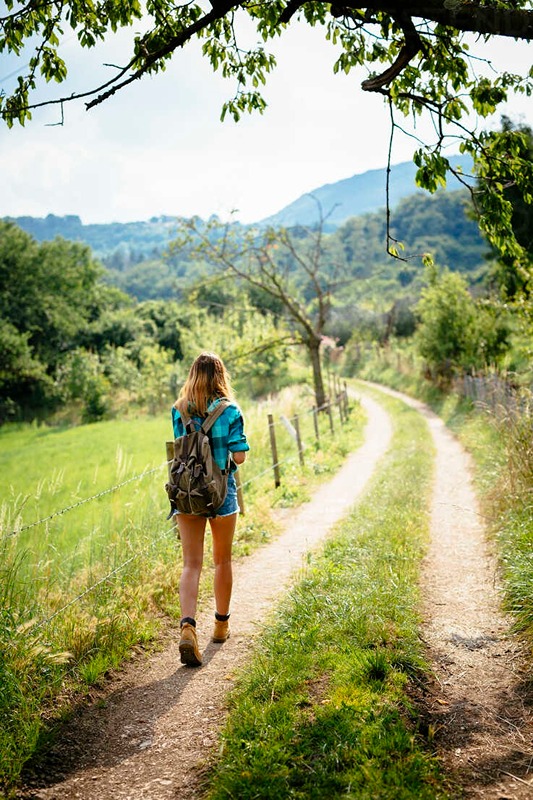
[258,154,473,228]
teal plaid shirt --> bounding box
[171,398,249,472]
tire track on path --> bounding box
[369,383,533,799]
[24,394,392,800]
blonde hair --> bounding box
[175,352,234,416]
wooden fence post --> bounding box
[268,413,281,488]
[312,405,320,445]
[337,393,344,425]
[293,414,304,467]
[343,381,349,417]
[327,401,334,434]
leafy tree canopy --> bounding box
[476,116,533,301]
[415,265,510,378]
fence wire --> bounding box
[30,520,178,633]
[3,460,170,542]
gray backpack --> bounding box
[165,400,230,517]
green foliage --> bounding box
[177,302,292,399]
[415,268,510,378]
[492,402,533,640]
[474,118,533,305]
[0,223,81,367]
[0,220,116,419]
[0,320,52,423]
[0,221,185,422]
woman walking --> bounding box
[171,352,249,667]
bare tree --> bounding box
[180,205,346,407]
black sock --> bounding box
[181,616,196,628]
[215,612,230,622]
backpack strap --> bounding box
[201,399,231,434]
[178,407,196,435]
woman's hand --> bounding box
[231,451,247,465]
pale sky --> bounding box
[0,15,531,225]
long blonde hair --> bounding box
[175,352,234,416]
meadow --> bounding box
[0,386,364,793]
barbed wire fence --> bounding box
[2,383,353,635]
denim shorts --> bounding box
[172,473,240,518]
[214,473,239,517]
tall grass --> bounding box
[0,386,364,794]
[488,401,533,639]
[203,391,451,799]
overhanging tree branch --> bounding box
[361,12,423,91]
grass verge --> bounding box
[202,392,452,799]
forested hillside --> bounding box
[5,157,473,259]
[103,189,487,302]
[6,213,183,261]
[0,186,495,424]
[102,190,490,302]
[260,154,473,228]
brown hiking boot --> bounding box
[213,619,230,643]
[179,622,202,666]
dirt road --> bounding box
[376,386,533,799]
[22,386,532,799]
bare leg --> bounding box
[210,513,237,616]
[177,514,206,620]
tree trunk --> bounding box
[308,338,326,409]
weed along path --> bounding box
[370,383,533,800]
[22,394,392,800]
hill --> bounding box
[103,190,487,303]
[259,155,474,229]
[2,189,487,303]
[2,214,182,260]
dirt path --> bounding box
[22,394,392,800]
[372,384,533,799]
[21,386,532,799]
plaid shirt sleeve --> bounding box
[171,400,249,472]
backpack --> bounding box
[165,400,231,517]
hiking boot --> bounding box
[213,619,230,643]
[179,622,202,666]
